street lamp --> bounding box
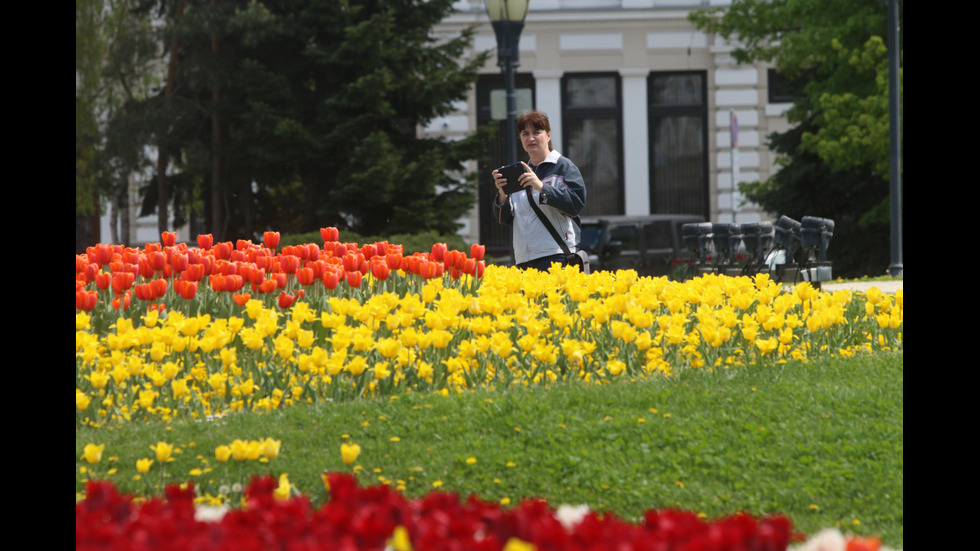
[486,0,530,164]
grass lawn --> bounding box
[77,351,903,547]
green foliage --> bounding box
[77,352,904,547]
[133,0,491,240]
[690,0,903,278]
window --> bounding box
[476,73,537,259]
[767,69,796,104]
[648,72,708,217]
[562,74,623,216]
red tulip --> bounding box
[257,279,277,294]
[263,231,281,250]
[320,226,340,243]
[209,274,227,293]
[175,280,198,300]
[150,278,168,299]
[149,251,167,273]
[161,231,177,247]
[76,290,98,311]
[361,243,377,259]
[112,272,135,294]
[278,291,296,309]
[296,267,315,286]
[224,275,245,293]
[182,264,205,282]
[279,255,300,274]
[386,253,402,271]
[346,270,362,288]
[371,260,390,281]
[463,258,476,276]
[476,260,485,278]
[112,291,131,310]
[214,242,232,260]
[430,242,447,262]
[171,252,189,273]
[95,272,111,291]
[197,234,214,250]
[322,270,340,290]
[233,293,251,306]
[274,273,287,289]
[470,243,486,261]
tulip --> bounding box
[136,458,153,474]
[340,442,361,465]
[95,272,111,291]
[263,231,281,250]
[177,281,198,300]
[346,270,363,288]
[278,291,296,309]
[215,445,232,463]
[296,267,315,286]
[361,243,377,259]
[279,255,300,274]
[82,443,105,464]
[320,226,340,242]
[371,261,390,281]
[150,441,174,463]
[257,279,277,294]
[430,242,447,262]
[76,290,98,311]
[149,251,167,272]
[233,293,251,306]
[322,270,340,290]
[161,231,177,247]
[197,234,213,250]
[470,243,486,261]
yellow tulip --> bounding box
[82,443,105,464]
[151,441,174,462]
[341,442,361,465]
[215,445,232,463]
[136,458,153,473]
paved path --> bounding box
[820,280,903,293]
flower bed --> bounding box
[76,231,903,427]
[77,474,798,551]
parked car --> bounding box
[578,214,706,277]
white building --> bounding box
[426,0,792,257]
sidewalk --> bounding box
[819,279,903,293]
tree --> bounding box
[76,0,161,249]
[129,0,491,241]
[689,0,902,277]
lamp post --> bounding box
[486,0,530,165]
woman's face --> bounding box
[520,125,551,159]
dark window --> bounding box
[648,72,708,217]
[767,69,796,103]
[562,74,624,216]
[477,73,536,260]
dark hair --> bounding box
[516,111,551,134]
[516,111,553,150]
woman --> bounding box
[492,111,587,271]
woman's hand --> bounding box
[518,162,543,191]
[492,169,508,204]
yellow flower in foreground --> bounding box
[215,445,232,463]
[82,443,105,464]
[387,526,414,551]
[136,458,153,473]
[151,441,174,462]
[466,457,477,465]
[274,473,291,500]
[341,442,361,465]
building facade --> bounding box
[426,0,792,258]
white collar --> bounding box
[532,150,562,167]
